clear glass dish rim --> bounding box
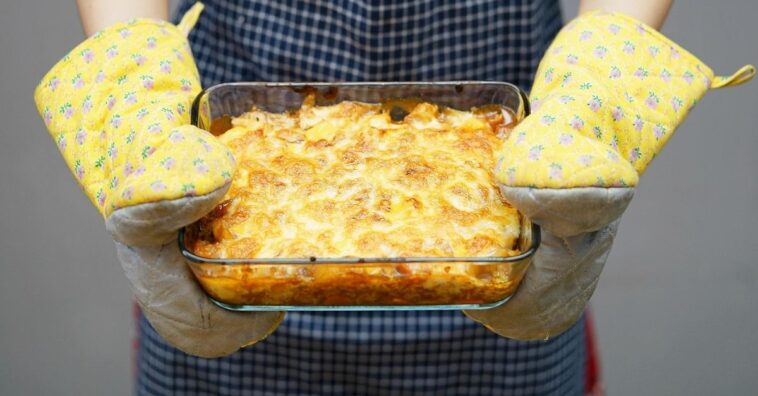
[182,80,539,266]
[190,81,530,126]
[206,297,513,311]
[178,226,540,265]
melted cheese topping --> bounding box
[184,97,527,307]
[187,98,521,260]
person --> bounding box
[34,0,752,395]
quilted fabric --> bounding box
[33,5,235,218]
[498,11,754,188]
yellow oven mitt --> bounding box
[500,11,753,188]
[466,11,754,339]
[34,4,233,245]
[34,3,283,358]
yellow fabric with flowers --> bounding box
[497,11,754,188]
[33,4,234,217]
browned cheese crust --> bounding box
[185,96,525,306]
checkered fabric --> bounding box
[138,311,585,395]
[136,1,586,395]
[178,0,562,88]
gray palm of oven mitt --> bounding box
[465,188,631,340]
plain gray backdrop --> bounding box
[1,0,756,394]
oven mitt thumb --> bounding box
[33,3,285,358]
[466,11,754,340]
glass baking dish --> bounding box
[181,82,539,311]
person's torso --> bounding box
[137,2,587,395]
[176,0,562,88]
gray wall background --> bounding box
[1,0,755,394]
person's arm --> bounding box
[579,0,673,29]
[76,0,169,36]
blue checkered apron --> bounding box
[137,1,586,395]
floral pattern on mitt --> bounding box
[498,11,754,188]
[34,16,234,216]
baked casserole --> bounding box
[184,93,529,307]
